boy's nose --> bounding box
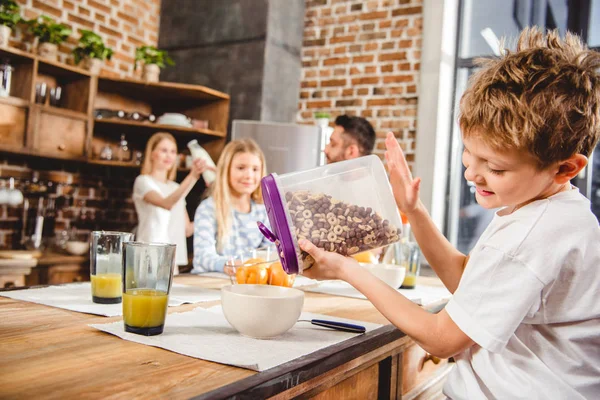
[464,165,481,183]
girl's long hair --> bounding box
[212,138,266,252]
[140,132,178,181]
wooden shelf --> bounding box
[93,118,225,138]
[88,159,190,171]
[0,48,229,168]
[0,146,87,162]
[0,45,35,60]
[0,96,29,108]
[98,77,229,102]
[37,58,90,78]
[35,104,89,121]
[87,159,139,168]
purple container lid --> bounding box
[258,174,300,274]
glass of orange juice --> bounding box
[122,242,176,336]
[90,231,134,304]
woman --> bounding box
[133,132,213,273]
[192,139,271,273]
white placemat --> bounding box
[0,283,221,317]
[197,272,319,288]
[303,281,451,306]
[89,306,382,371]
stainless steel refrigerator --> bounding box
[231,120,330,175]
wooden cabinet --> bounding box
[0,45,229,166]
[25,254,89,286]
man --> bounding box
[324,115,376,164]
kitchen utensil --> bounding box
[225,246,280,285]
[49,86,62,107]
[116,134,131,161]
[221,284,304,339]
[362,263,406,289]
[65,240,89,255]
[99,144,113,160]
[7,177,23,206]
[94,109,126,119]
[35,82,47,104]
[257,155,403,274]
[122,242,176,336]
[134,151,143,165]
[157,113,192,127]
[297,319,366,333]
[0,59,13,97]
[383,241,421,289]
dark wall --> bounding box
[159,0,304,133]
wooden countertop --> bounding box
[0,275,445,399]
[36,252,88,266]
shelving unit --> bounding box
[93,118,224,138]
[0,45,230,167]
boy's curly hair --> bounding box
[459,27,600,169]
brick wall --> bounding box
[297,0,423,164]
[11,0,161,78]
[0,161,139,250]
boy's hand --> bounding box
[385,131,422,215]
[298,239,358,281]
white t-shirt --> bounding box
[132,175,189,267]
[444,188,600,399]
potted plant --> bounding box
[314,111,331,129]
[134,45,174,82]
[0,0,21,47]
[26,15,71,60]
[72,30,113,75]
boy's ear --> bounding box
[345,143,360,160]
[554,154,588,184]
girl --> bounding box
[133,132,213,273]
[192,139,271,273]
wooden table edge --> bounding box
[193,302,446,400]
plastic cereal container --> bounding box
[258,155,402,274]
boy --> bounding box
[298,27,600,399]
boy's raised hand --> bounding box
[385,132,422,214]
[298,239,357,281]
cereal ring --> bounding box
[327,231,338,242]
[303,219,314,229]
[333,225,344,235]
[302,209,312,219]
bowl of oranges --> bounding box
[225,246,296,288]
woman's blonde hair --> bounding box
[141,132,178,180]
[212,139,267,251]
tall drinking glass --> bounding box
[382,241,422,289]
[122,242,176,336]
[90,231,134,304]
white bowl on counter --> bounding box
[221,284,304,339]
[65,241,90,256]
[362,264,406,289]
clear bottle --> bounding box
[187,139,216,184]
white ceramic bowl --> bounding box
[65,241,90,256]
[363,264,406,289]
[221,284,304,339]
